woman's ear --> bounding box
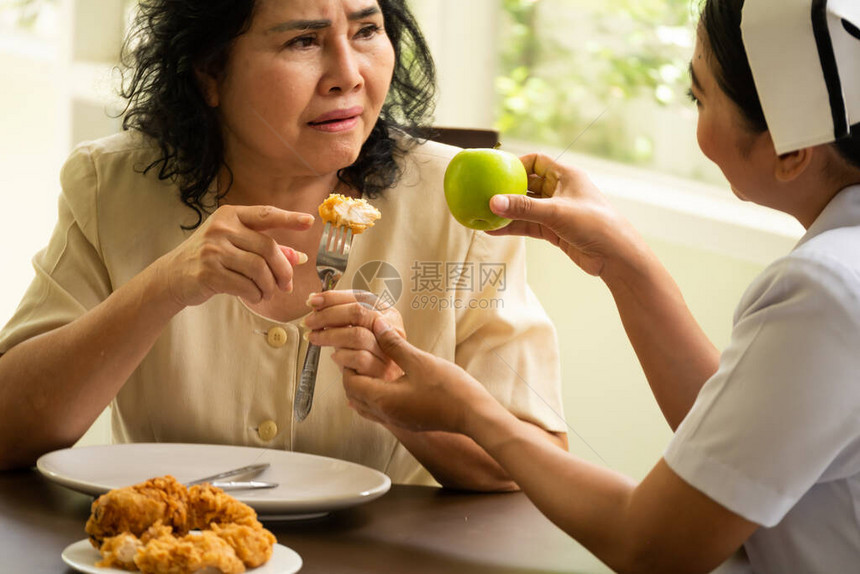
[195,67,219,108]
[774,147,813,182]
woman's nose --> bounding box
[320,40,364,94]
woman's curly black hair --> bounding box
[119,0,436,228]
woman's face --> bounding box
[690,35,776,206]
[206,0,396,177]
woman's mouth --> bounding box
[308,107,363,133]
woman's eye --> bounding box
[356,24,382,39]
[286,34,317,49]
[686,88,700,106]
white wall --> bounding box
[0,47,113,448]
[526,236,766,480]
[409,0,498,129]
[0,54,65,328]
[0,1,123,448]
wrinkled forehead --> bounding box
[253,0,383,20]
[741,0,860,154]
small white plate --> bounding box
[37,443,390,518]
[62,539,302,574]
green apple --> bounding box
[443,148,528,231]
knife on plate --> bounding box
[185,462,277,490]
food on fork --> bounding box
[85,475,276,573]
[318,193,381,233]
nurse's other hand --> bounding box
[157,205,314,307]
[486,153,642,278]
[343,318,493,433]
[305,290,406,381]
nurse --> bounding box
[318,0,860,571]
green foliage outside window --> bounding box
[0,0,57,29]
[497,0,713,181]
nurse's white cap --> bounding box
[741,0,860,154]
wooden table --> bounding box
[0,469,611,573]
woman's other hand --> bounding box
[304,290,406,382]
[341,317,496,433]
[487,153,644,279]
[156,205,314,307]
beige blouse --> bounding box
[0,131,565,485]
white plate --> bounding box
[62,539,302,574]
[37,443,390,518]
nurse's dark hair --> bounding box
[700,0,860,168]
[119,0,436,228]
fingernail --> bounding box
[282,247,308,266]
[373,317,391,336]
[490,195,510,213]
[286,281,293,294]
[306,293,323,307]
[300,214,315,226]
[302,331,310,342]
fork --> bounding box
[295,222,354,422]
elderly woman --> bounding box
[0,0,567,490]
[331,0,860,571]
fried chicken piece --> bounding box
[96,532,143,570]
[96,523,180,570]
[188,486,276,569]
[318,193,381,233]
[139,521,175,544]
[86,476,190,547]
[133,528,245,574]
[87,477,275,573]
[188,484,260,529]
[210,523,277,568]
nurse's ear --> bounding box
[195,66,220,108]
[774,146,813,183]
